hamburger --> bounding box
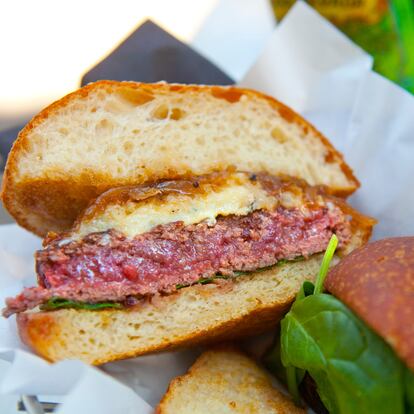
[1,81,374,364]
[273,236,414,413]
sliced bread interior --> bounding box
[2,81,358,237]
[156,346,304,414]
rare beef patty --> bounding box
[4,201,351,317]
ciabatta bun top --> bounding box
[2,81,358,237]
[325,237,414,371]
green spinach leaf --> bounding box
[281,288,407,413]
[279,234,338,404]
[41,297,123,311]
[405,367,414,413]
[275,234,409,413]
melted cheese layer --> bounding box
[73,174,278,239]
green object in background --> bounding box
[272,0,414,94]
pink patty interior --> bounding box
[4,205,351,316]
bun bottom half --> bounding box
[17,256,322,365]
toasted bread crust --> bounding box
[17,293,291,365]
[156,346,304,414]
[325,237,414,371]
[2,81,359,237]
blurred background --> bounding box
[0,0,219,130]
[0,0,413,224]
[0,0,221,224]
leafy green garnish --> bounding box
[274,234,410,413]
[405,367,414,413]
[314,234,338,294]
[41,297,123,311]
[280,293,407,413]
[281,235,338,405]
[297,280,315,300]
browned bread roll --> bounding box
[325,237,414,371]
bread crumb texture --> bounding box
[156,347,305,414]
[2,82,357,236]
